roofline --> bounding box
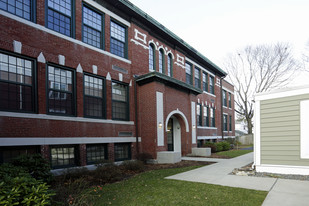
[116,0,227,76]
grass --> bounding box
[89,166,267,206]
[216,149,253,158]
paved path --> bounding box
[166,153,309,206]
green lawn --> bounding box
[89,166,266,206]
[216,149,253,158]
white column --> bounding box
[191,101,196,144]
[156,92,164,146]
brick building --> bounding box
[0,0,234,168]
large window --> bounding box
[50,145,77,169]
[229,115,232,131]
[112,81,128,120]
[209,75,214,94]
[114,143,131,161]
[0,146,39,164]
[0,52,35,112]
[203,106,209,127]
[228,92,231,108]
[149,44,155,71]
[84,74,104,118]
[110,20,127,58]
[159,49,164,73]
[223,114,228,131]
[46,0,73,37]
[210,108,215,127]
[82,5,104,49]
[222,90,227,107]
[47,65,75,115]
[0,0,35,21]
[195,67,201,89]
[197,104,202,126]
[167,54,172,77]
[86,144,107,164]
[202,72,208,92]
[185,62,192,85]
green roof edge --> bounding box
[119,0,227,76]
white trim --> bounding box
[185,57,215,76]
[254,100,261,166]
[256,164,309,175]
[300,100,309,159]
[84,0,131,27]
[0,10,131,64]
[191,101,196,144]
[0,137,141,146]
[165,109,189,132]
[222,86,234,95]
[156,92,164,146]
[197,126,217,130]
[13,40,22,54]
[0,111,134,125]
[202,91,216,97]
[255,85,309,101]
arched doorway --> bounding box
[167,116,181,154]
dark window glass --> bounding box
[159,49,164,73]
[223,90,227,107]
[195,67,200,88]
[47,0,72,37]
[167,54,172,77]
[47,65,75,115]
[112,82,128,120]
[224,114,228,131]
[83,6,102,48]
[50,145,77,169]
[0,0,33,21]
[197,104,202,126]
[84,74,104,118]
[185,62,192,85]
[86,144,107,164]
[229,115,232,131]
[209,76,214,94]
[0,52,35,112]
[203,106,209,127]
[210,108,215,127]
[114,143,131,161]
[110,21,126,58]
[202,72,208,92]
[228,92,231,108]
[0,146,39,164]
[149,44,155,71]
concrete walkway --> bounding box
[166,153,309,206]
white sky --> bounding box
[129,0,309,86]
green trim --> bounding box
[118,0,227,76]
[136,72,202,95]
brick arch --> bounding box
[165,109,189,132]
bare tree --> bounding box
[224,43,299,134]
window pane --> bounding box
[110,21,126,57]
[50,145,76,168]
[159,50,164,73]
[0,0,32,20]
[112,82,128,120]
[114,143,131,161]
[86,144,107,164]
[149,45,154,71]
[185,62,192,85]
[83,6,102,48]
[84,75,104,118]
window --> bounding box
[50,145,77,169]
[86,144,107,164]
[197,104,202,126]
[47,65,75,115]
[110,20,127,58]
[195,67,201,88]
[209,75,214,94]
[229,115,232,131]
[114,143,131,161]
[82,5,103,49]
[149,44,155,71]
[112,81,129,120]
[185,62,192,85]
[167,54,172,77]
[46,0,73,37]
[222,90,227,107]
[202,72,208,92]
[223,114,228,131]
[0,0,35,21]
[210,108,215,127]
[84,74,104,118]
[159,49,164,73]
[0,146,39,164]
[203,106,209,127]
[0,51,35,112]
[228,92,231,108]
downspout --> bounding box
[220,77,224,140]
[134,75,139,156]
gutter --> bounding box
[134,75,139,156]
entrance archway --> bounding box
[167,116,181,153]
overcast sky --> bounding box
[129,0,309,86]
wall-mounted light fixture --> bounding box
[158,122,162,128]
[193,125,196,129]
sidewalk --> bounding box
[166,153,309,206]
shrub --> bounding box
[215,142,223,152]
[93,164,123,184]
[221,141,231,151]
[61,167,91,181]
[203,142,217,153]
[122,160,145,172]
[137,153,153,164]
[11,154,53,183]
